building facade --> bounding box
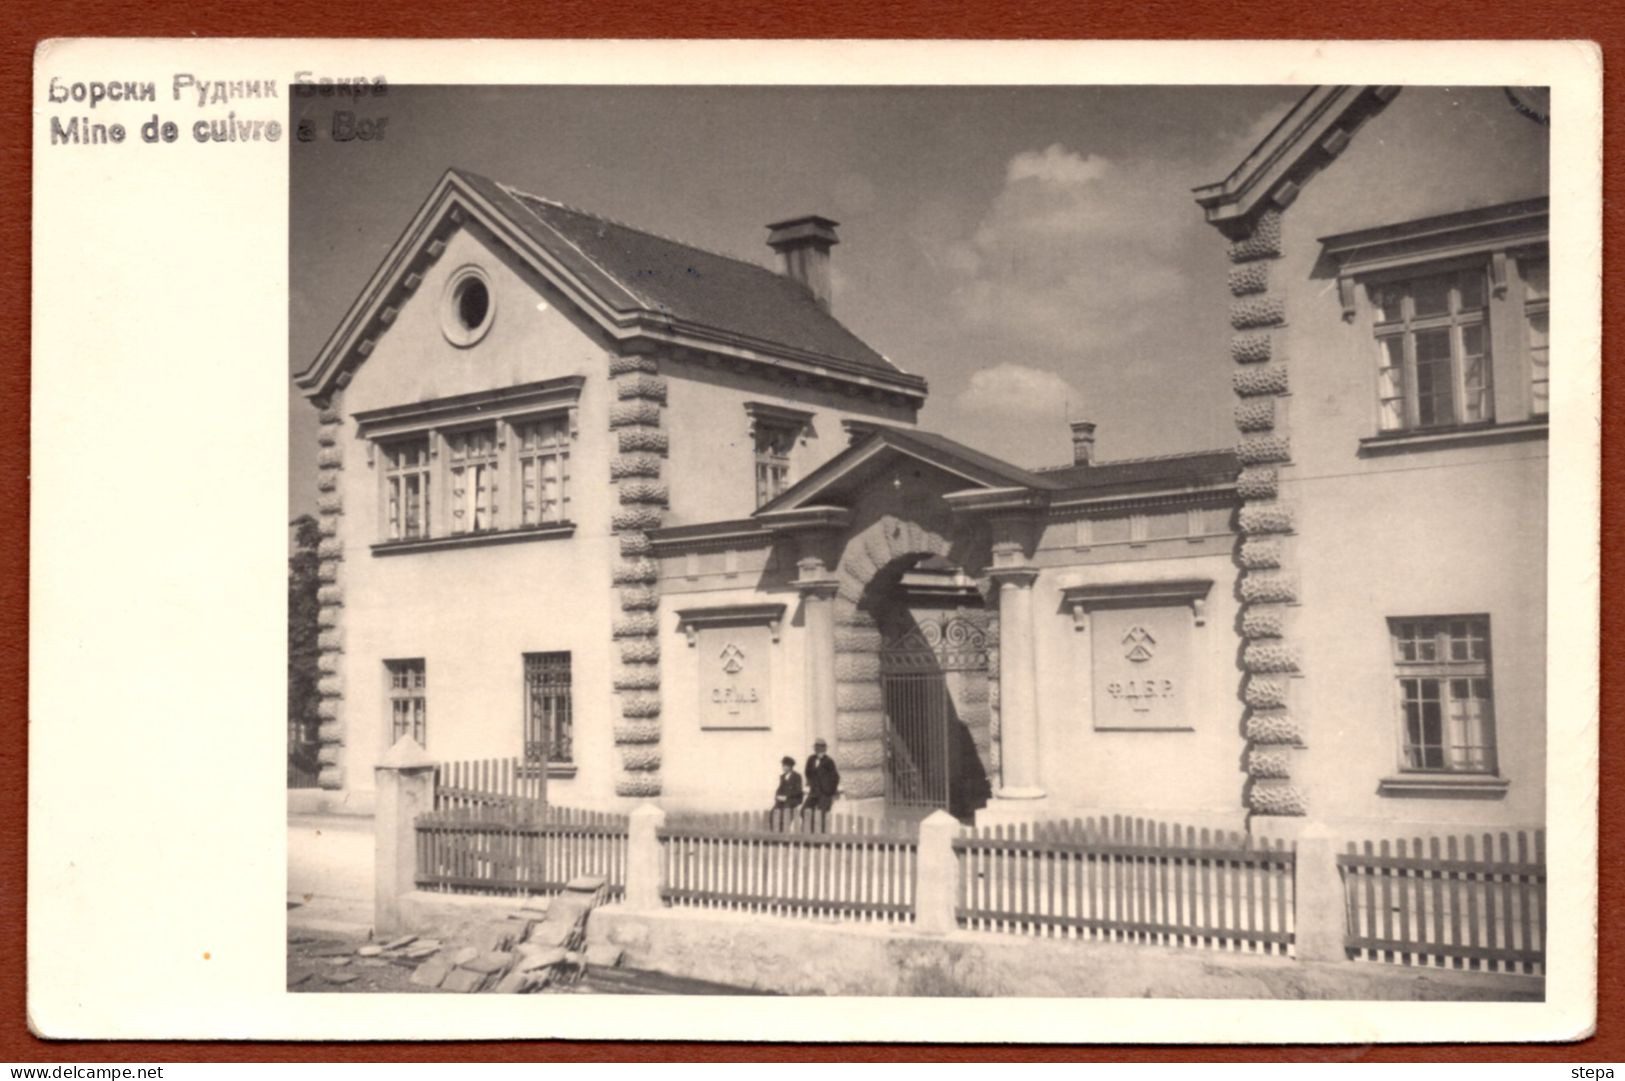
[1194,85,1549,836]
[296,85,1546,838]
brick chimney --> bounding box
[766,215,839,311]
[1070,420,1097,466]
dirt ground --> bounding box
[287,928,770,995]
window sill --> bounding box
[1358,420,1548,457]
[519,763,578,780]
[371,523,575,556]
[1377,774,1510,800]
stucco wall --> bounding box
[1267,86,1548,830]
[332,222,621,805]
[656,580,812,811]
[660,361,916,527]
[1029,543,1246,828]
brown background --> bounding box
[3,2,1617,1062]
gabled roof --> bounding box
[1037,449,1239,496]
[754,424,1064,516]
[1192,86,1399,238]
[295,168,927,402]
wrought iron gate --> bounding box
[879,616,988,810]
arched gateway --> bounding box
[757,425,1058,819]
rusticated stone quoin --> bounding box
[1238,536,1284,570]
[613,613,659,637]
[619,587,659,611]
[840,740,886,770]
[1230,333,1273,365]
[1236,435,1291,466]
[611,666,659,692]
[1243,642,1302,674]
[617,747,663,770]
[1246,749,1293,780]
[1235,466,1279,501]
[1239,573,1299,606]
[613,666,661,691]
[617,428,669,455]
[611,508,663,532]
[619,638,660,664]
[1230,296,1287,330]
[607,354,659,377]
[611,559,660,585]
[1247,781,1307,817]
[1241,607,1286,639]
[1243,677,1289,710]
[1227,261,1270,295]
[1228,208,1282,262]
[841,772,885,800]
[619,693,661,718]
[610,453,663,479]
[836,682,884,712]
[615,774,661,798]
[615,375,668,402]
[618,531,654,557]
[1238,504,1294,535]
[609,354,667,796]
[617,481,669,506]
[1245,711,1302,745]
[1233,365,1290,397]
[1234,399,1276,432]
[608,401,662,429]
[835,710,885,743]
[613,721,661,744]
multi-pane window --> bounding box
[375,414,573,543]
[446,427,498,535]
[754,425,795,508]
[386,659,427,746]
[1371,270,1492,431]
[517,417,570,526]
[1390,617,1496,774]
[382,438,431,541]
[1521,256,1549,417]
[523,652,572,765]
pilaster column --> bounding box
[990,565,1043,799]
[797,555,840,751]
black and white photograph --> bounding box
[27,39,1599,1043]
[286,81,1556,1000]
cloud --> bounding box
[953,362,1082,420]
[936,143,1196,353]
[1006,145,1111,186]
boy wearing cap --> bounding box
[771,755,804,830]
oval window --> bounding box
[441,266,495,346]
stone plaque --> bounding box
[1090,604,1193,730]
[696,624,771,730]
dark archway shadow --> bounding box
[864,555,992,823]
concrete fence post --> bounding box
[372,736,437,936]
[914,810,961,935]
[1292,823,1349,963]
[625,802,667,909]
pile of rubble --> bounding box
[308,874,623,993]
[409,874,622,994]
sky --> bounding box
[288,84,1305,519]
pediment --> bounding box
[753,424,1060,518]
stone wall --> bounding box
[589,905,1541,1000]
[1228,209,1306,820]
[314,386,349,790]
[609,351,670,797]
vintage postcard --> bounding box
[28,39,1600,1042]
